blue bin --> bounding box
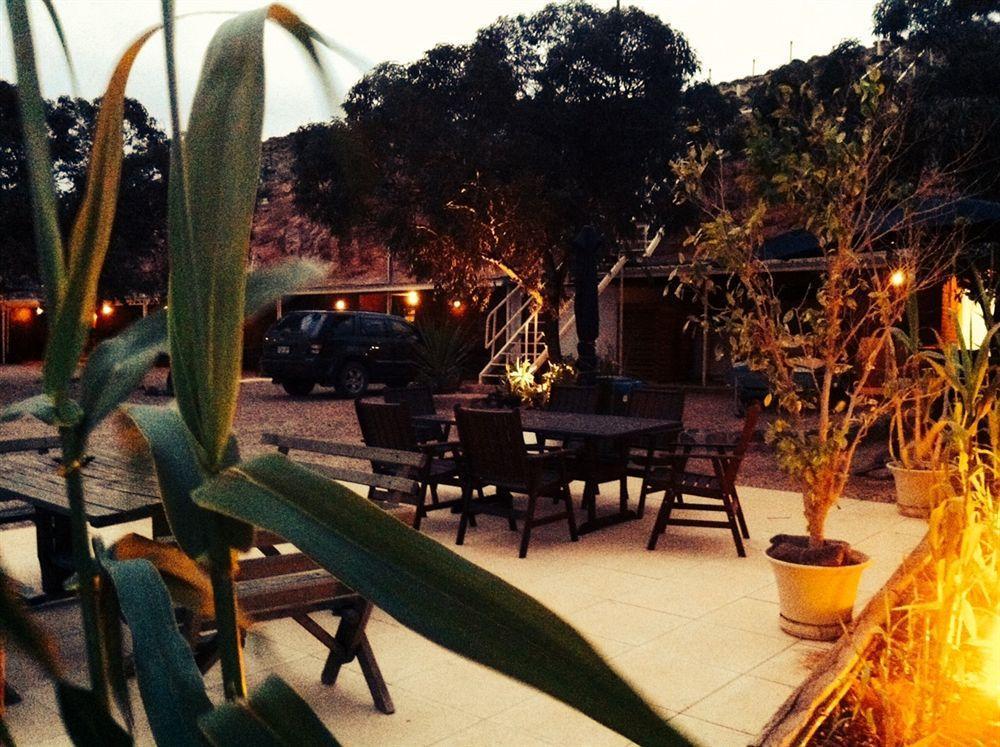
[597,376,644,415]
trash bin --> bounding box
[597,375,644,415]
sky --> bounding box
[0,0,879,139]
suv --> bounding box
[260,310,419,397]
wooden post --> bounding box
[701,283,709,386]
[617,278,624,370]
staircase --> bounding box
[478,227,664,385]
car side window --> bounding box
[360,318,386,336]
[326,314,355,337]
[388,320,413,338]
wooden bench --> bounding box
[187,436,429,715]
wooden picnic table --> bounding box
[0,443,164,602]
[414,409,681,534]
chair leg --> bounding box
[519,491,539,558]
[413,482,429,531]
[619,476,629,513]
[502,488,517,531]
[637,476,649,519]
[646,489,675,551]
[721,492,746,557]
[429,483,440,505]
[456,482,473,545]
[355,634,394,714]
[732,486,750,539]
[562,482,578,542]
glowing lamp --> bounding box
[334,299,347,311]
[405,291,420,307]
[35,306,43,316]
[889,268,907,288]
[451,300,463,310]
[12,307,33,324]
[100,302,114,317]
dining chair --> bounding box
[453,405,578,558]
[643,403,761,557]
[354,399,464,530]
[625,386,686,516]
[383,384,448,442]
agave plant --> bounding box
[1,1,689,745]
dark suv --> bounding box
[260,310,419,397]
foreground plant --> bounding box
[2,1,689,744]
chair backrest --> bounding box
[355,400,418,451]
[0,436,59,454]
[453,406,529,487]
[548,384,598,414]
[383,384,436,416]
[627,386,685,421]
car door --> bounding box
[388,319,419,381]
[358,316,393,380]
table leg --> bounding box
[34,508,73,599]
[575,437,638,536]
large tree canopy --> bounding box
[294,2,698,358]
[0,82,169,298]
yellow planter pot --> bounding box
[766,547,871,641]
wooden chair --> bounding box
[548,384,598,414]
[354,399,466,530]
[643,404,761,557]
[186,435,429,715]
[383,384,447,442]
[453,406,578,558]
[625,387,686,516]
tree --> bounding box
[673,69,955,555]
[298,2,697,361]
[0,82,169,299]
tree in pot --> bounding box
[672,69,956,639]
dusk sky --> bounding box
[1,1,878,138]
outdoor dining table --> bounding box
[0,444,165,603]
[413,409,681,535]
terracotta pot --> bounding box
[886,462,946,519]
[766,545,871,641]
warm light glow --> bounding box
[958,292,993,351]
[35,306,43,315]
[451,299,463,310]
[100,302,114,317]
[405,290,420,307]
[889,268,907,288]
[979,621,1000,705]
[92,312,99,325]
[11,307,33,324]
[334,299,347,311]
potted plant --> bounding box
[886,366,950,517]
[673,69,955,640]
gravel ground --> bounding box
[0,363,894,503]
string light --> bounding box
[890,268,907,288]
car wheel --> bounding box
[282,379,315,397]
[335,361,369,397]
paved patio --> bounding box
[1,478,924,746]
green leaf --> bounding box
[79,311,168,434]
[39,0,78,89]
[101,553,213,747]
[0,394,58,425]
[43,24,160,398]
[95,566,133,733]
[165,5,329,470]
[245,260,325,321]
[199,675,340,747]
[5,0,65,315]
[194,455,689,746]
[55,681,131,747]
[0,566,60,678]
[122,405,252,557]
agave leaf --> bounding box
[122,405,253,557]
[199,675,340,747]
[55,681,131,746]
[5,0,65,314]
[94,566,133,733]
[100,552,213,747]
[39,0,78,89]
[79,311,168,434]
[245,260,325,320]
[164,5,330,470]
[194,456,689,746]
[0,394,59,425]
[43,24,160,398]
